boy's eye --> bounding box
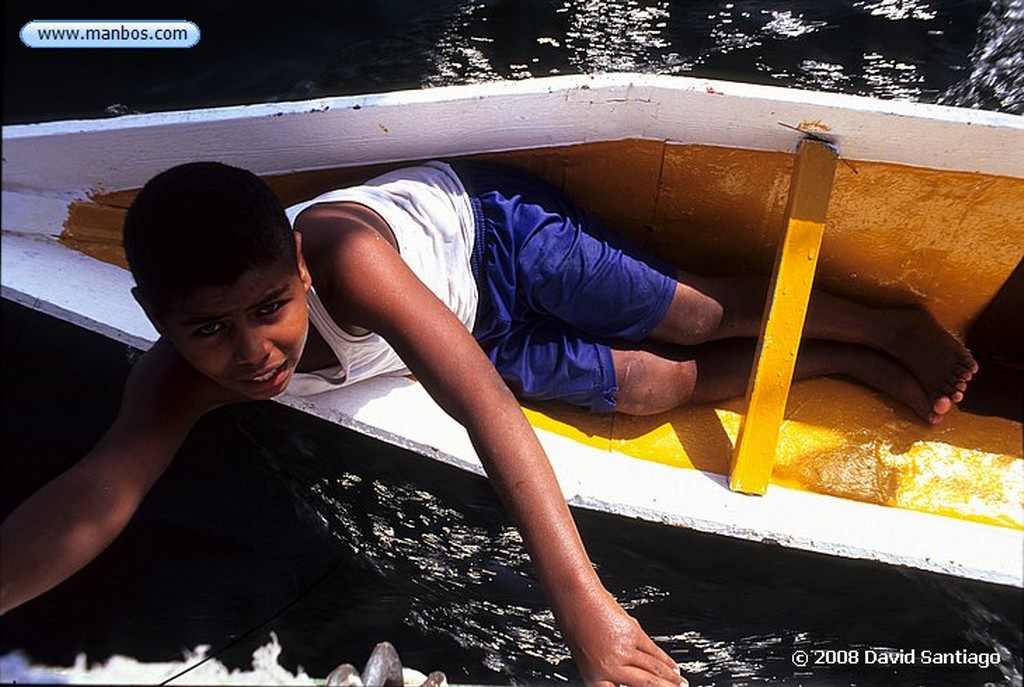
[257,300,285,316]
[195,321,224,337]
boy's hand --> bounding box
[560,586,687,687]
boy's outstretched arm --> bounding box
[0,342,230,615]
[313,224,686,687]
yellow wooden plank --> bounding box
[730,139,839,495]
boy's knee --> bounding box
[612,351,695,416]
[654,284,724,345]
[682,302,723,344]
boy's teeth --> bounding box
[253,368,276,382]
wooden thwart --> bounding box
[730,139,839,495]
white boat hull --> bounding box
[3,74,1022,587]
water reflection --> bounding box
[303,474,573,680]
[762,9,829,39]
[246,409,657,682]
[417,0,999,109]
[855,0,940,21]
[4,0,1010,123]
[862,50,928,99]
[425,1,502,86]
[940,0,1024,113]
[796,59,853,91]
[561,0,672,73]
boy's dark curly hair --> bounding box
[123,161,296,313]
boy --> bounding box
[0,160,975,686]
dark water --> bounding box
[2,1,1023,685]
[3,0,1022,121]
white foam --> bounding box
[0,633,315,685]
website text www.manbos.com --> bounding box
[21,21,199,48]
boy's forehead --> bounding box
[169,262,302,319]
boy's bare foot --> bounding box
[880,306,978,408]
[840,347,952,425]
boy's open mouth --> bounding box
[243,361,290,393]
[250,365,283,383]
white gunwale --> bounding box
[4,73,1023,206]
[3,73,1022,587]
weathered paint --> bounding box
[731,140,838,495]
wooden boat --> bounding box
[3,73,1021,587]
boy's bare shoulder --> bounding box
[119,340,243,427]
[295,202,399,265]
[64,341,241,499]
[293,201,405,311]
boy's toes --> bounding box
[932,395,953,417]
[939,380,962,403]
[954,364,974,381]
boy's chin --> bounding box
[242,387,287,401]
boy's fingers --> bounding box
[614,665,690,687]
[630,649,687,685]
[639,634,682,674]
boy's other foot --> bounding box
[882,306,978,407]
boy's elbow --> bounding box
[56,468,144,558]
[89,477,144,536]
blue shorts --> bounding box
[453,162,678,413]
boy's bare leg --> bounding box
[648,272,977,410]
[611,339,950,424]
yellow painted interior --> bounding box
[524,377,1022,529]
[59,139,1024,529]
[731,141,837,495]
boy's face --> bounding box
[148,243,313,400]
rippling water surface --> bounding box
[2,1,1023,685]
[4,0,1023,120]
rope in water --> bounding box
[159,561,341,685]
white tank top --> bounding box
[284,161,478,396]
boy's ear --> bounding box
[131,287,166,334]
[294,232,312,292]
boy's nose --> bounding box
[233,329,271,365]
